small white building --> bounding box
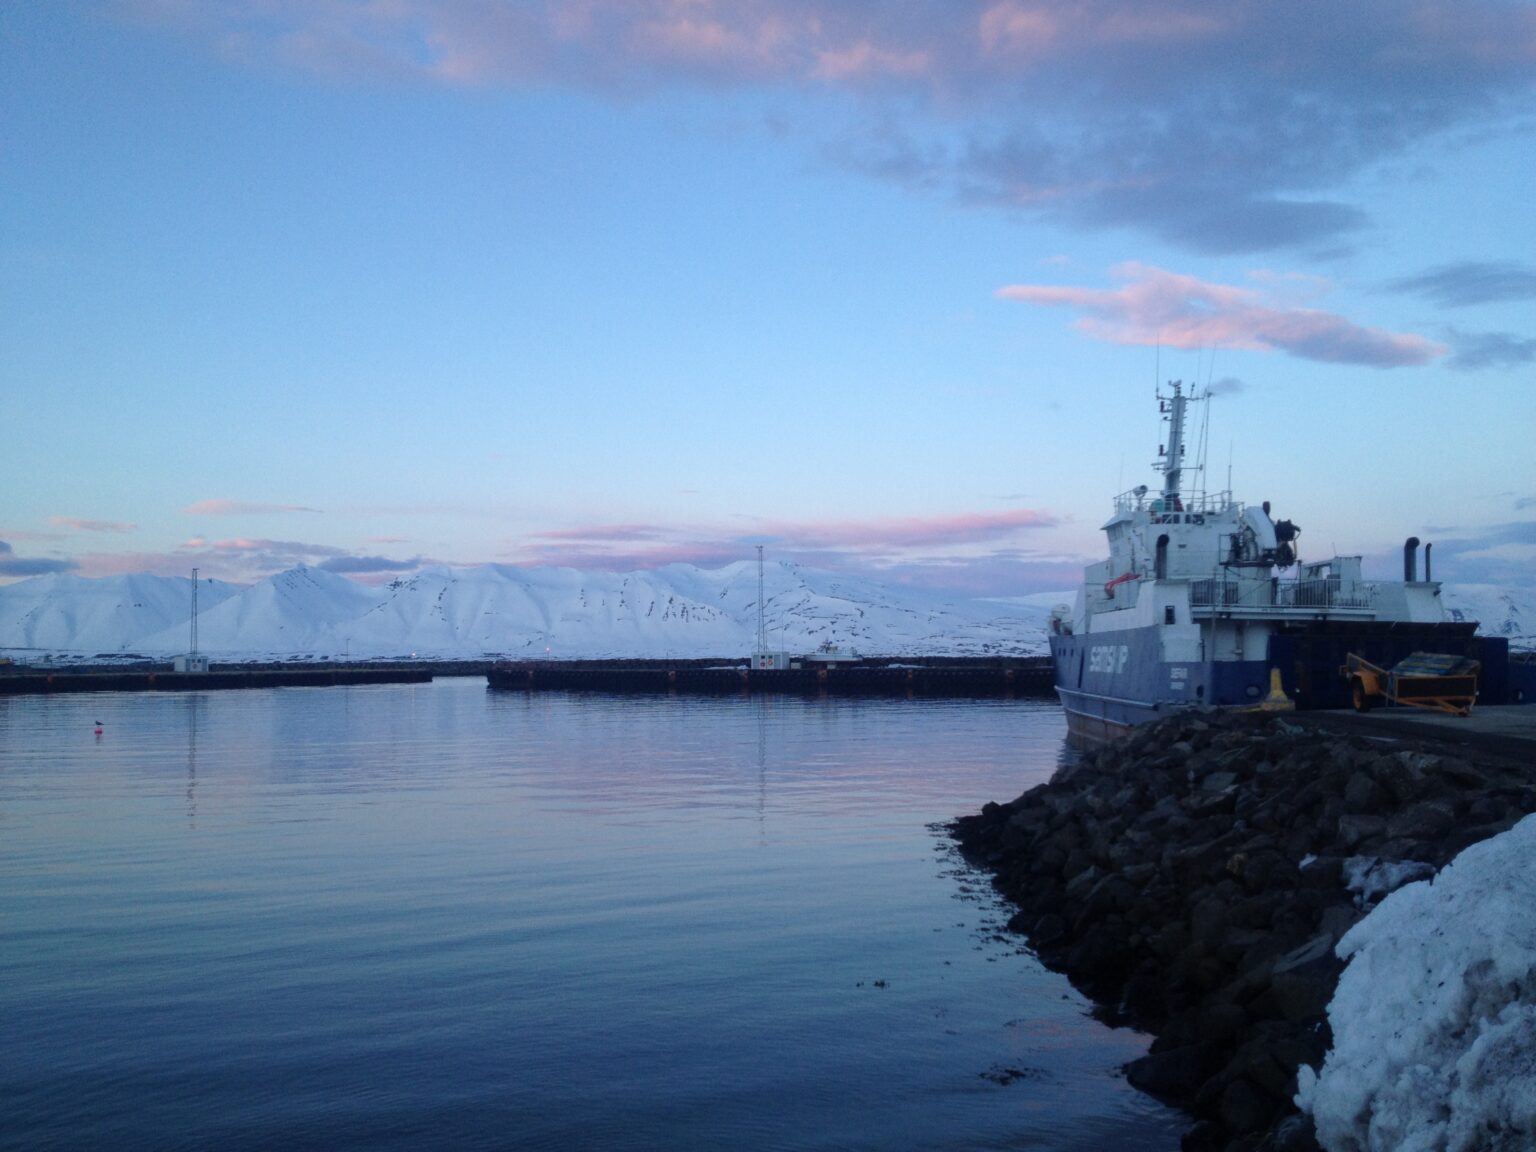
[173,654,209,673]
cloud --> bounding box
[184,499,322,516]
[1388,261,1536,308]
[0,540,79,576]
[69,537,432,584]
[998,263,1446,367]
[506,508,1061,581]
[1446,328,1536,372]
[317,554,425,574]
[757,508,1058,550]
[1206,377,1246,395]
[528,523,668,544]
[49,516,138,533]
[1420,520,1536,587]
[124,0,1536,254]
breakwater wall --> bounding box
[487,657,1056,698]
[952,709,1536,1152]
[0,667,433,695]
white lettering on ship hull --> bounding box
[1089,644,1129,674]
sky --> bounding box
[3,0,1534,596]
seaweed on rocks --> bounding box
[951,710,1536,1152]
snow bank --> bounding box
[1297,814,1536,1151]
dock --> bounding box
[487,657,1057,698]
[1299,703,1536,762]
[0,667,434,695]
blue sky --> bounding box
[3,1,1534,594]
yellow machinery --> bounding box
[1343,651,1480,715]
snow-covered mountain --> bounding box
[0,572,241,655]
[1441,583,1532,649]
[0,562,1057,661]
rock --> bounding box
[1334,813,1384,851]
[948,709,1536,1152]
[1342,771,1388,814]
[1195,1000,1249,1047]
[1180,1120,1225,1152]
[1386,799,1456,841]
[1202,770,1239,792]
[1220,1077,1280,1134]
[1127,1044,1210,1100]
[1267,935,1343,1022]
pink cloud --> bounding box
[528,523,667,543]
[761,508,1058,550]
[207,537,346,556]
[122,0,1534,257]
[814,40,930,81]
[184,499,322,515]
[635,13,791,73]
[72,552,192,579]
[50,516,138,533]
[997,263,1446,367]
[977,2,1060,56]
[511,540,749,571]
[506,507,1059,573]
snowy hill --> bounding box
[0,572,239,656]
[1441,584,1532,650]
[0,562,1055,661]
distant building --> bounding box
[173,654,209,673]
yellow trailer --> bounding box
[1343,651,1480,716]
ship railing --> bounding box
[1277,577,1373,609]
[1113,488,1236,516]
[1190,577,1374,611]
[1190,579,1243,607]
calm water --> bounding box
[0,679,1182,1151]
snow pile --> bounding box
[1341,856,1436,910]
[1297,814,1536,1151]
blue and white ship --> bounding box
[1049,383,1518,741]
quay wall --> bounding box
[0,668,434,695]
[488,658,1056,698]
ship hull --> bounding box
[1052,619,1504,741]
[1051,627,1272,740]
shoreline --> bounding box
[952,709,1536,1152]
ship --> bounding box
[1049,382,1525,741]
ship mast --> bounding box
[1160,382,1189,502]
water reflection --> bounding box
[0,680,1182,1152]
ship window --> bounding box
[1164,605,1176,625]
[1155,534,1170,580]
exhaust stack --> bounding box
[1404,536,1420,582]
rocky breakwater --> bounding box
[952,709,1536,1152]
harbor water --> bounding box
[0,678,1183,1150]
